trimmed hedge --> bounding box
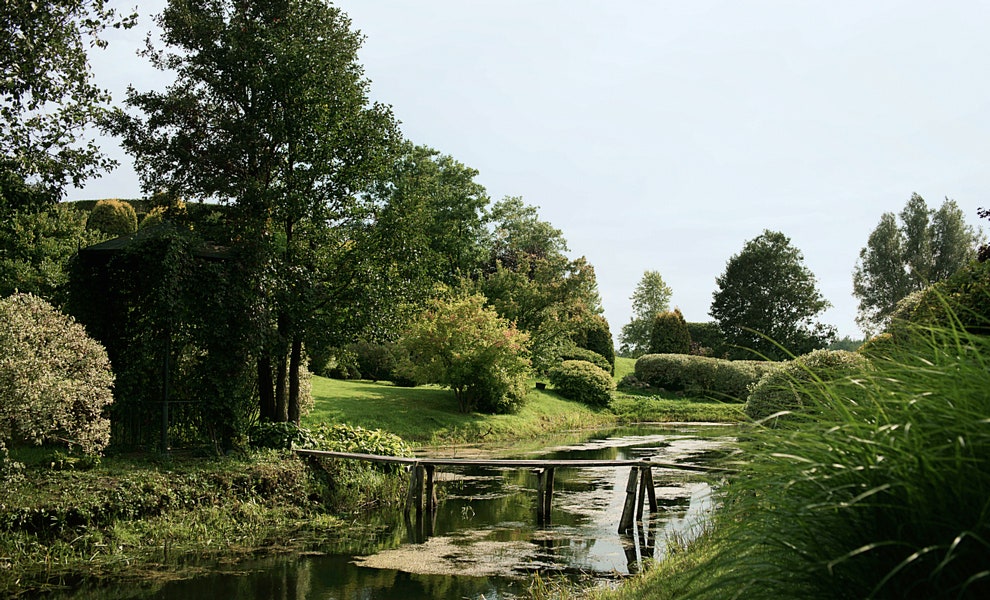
[558,346,612,375]
[549,360,614,407]
[634,353,777,402]
[744,349,872,422]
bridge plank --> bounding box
[294,448,714,472]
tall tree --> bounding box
[618,270,673,357]
[711,230,835,360]
[110,0,399,423]
[476,197,606,371]
[1,1,134,210]
[853,194,981,335]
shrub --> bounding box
[744,349,871,422]
[0,293,114,460]
[348,339,397,382]
[687,321,728,357]
[649,308,692,354]
[86,199,138,237]
[558,346,612,374]
[548,360,614,407]
[635,353,774,402]
[399,293,531,414]
[575,314,616,373]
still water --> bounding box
[62,424,733,599]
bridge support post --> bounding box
[536,467,556,526]
[618,467,640,533]
[404,463,426,516]
[425,464,437,516]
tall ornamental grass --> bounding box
[687,322,990,599]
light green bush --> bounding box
[86,199,138,237]
[744,349,871,422]
[558,346,612,374]
[548,360,614,407]
[0,293,114,461]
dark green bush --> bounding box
[649,308,692,354]
[86,199,138,237]
[348,340,397,382]
[744,349,871,422]
[576,315,616,373]
[558,346,612,374]
[634,353,773,402]
[687,321,728,357]
[548,360,614,407]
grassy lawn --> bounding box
[305,377,615,446]
[305,356,743,446]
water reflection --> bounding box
[57,424,733,600]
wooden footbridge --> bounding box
[295,449,715,533]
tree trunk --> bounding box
[274,352,288,422]
[288,336,302,425]
[258,355,275,422]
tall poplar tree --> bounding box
[619,270,673,357]
[853,194,981,336]
[111,0,399,423]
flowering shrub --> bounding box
[0,293,114,460]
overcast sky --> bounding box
[71,1,990,340]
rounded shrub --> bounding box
[0,293,114,457]
[649,308,692,354]
[549,360,615,407]
[558,346,612,374]
[86,199,138,237]
[744,349,871,422]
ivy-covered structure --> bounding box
[69,225,257,452]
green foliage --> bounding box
[248,422,314,451]
[853,194,981,335]
[349,339,398,382]
[711,229,836,360]
[558,346,612,374]
[744,349,871,422]
[111,0,401,424]
[399,293,531,414]
[476,197,605,373]
[683,325,990,599]
[619,270,673,357]
[573,314,615,373]
[0,204,108,303]
[634,354,774,402]
[1,1,135,204]
[69,228,258,451]
[548,360,615,407]
[307,423,413,459]
[686,321,728,357]
[649,308,692,354]
[85,199,138,237]
[0,293,113,460]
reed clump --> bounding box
[683,321,990,599]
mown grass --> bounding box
[305,377,616,446]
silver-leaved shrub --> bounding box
[0,293,114,459]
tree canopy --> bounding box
[710,230,835,360]
[109,0,400,423]
[619,270,673,357]
[1,1,134,209]
[853,194,981,336]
